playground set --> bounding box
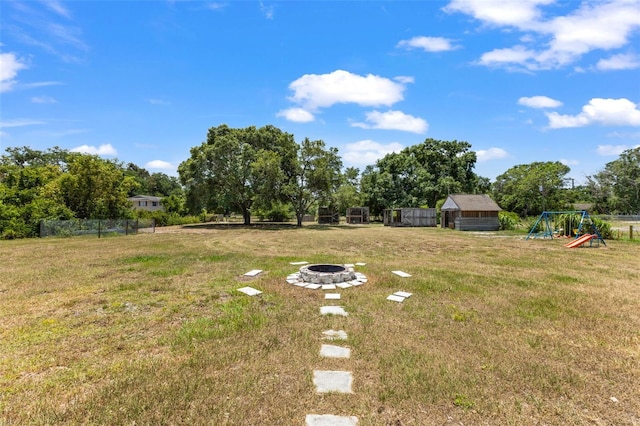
[526,210,606,247]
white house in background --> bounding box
[128,195,164,212]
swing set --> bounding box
[526,210,606,247]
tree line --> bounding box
[2,124,639,239]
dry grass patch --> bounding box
[1,225,639,425]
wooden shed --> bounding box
[441,194,501,231]
[317,207,339,224]
[383,208,437,227]
[346,207,370,224]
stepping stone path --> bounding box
[309,271,360,425]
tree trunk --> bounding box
[242,210,251,225]
[296,213,303,227]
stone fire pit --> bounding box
[286,264,367,289]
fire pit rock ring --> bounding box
[286,264,367,289]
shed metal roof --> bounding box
[441,194,501,211]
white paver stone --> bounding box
[394,291,413,298]
[355,262,366,266]
[306,414,358,426]
[325,293,341,300]
[392,270,412,278]
[306,284,322,290]
[320,344,351,358]
[237,286,262,296]
[294,282,309,287]
[244,269,263,277]
[344,263,355,268]
[336,283,352,289]
[290,261,309,265]
[322,330,348,340]
[322,284,337,290]
[386,294,406,303]
[320,306,348,316]
[313,370,353,393]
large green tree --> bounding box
[493,161,571,216]
[0,147,74,238]
[587,147,640,214]
[56,154,139,219]
[334,167,361,216]
[125,163,182,197]
[280,138,342,226]
[360,139,480,216]
[178,125,297,225]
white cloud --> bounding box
[287,70,409,111]
[146,160,176,170]
[596,144,640,156]
[148,98,170,105]
[260,2,274,19]
[43,1,71,19]
[0,52,28,92]
[444,0,553,27]
[22,81,64,89]
[447,0,640,71]
[518,95,562,109]
[276,107,315,123]
[596,53,640,71]
[341,139,404,166]
[476,147,508,162]
[546,98,640,129]
[478,45,537,68]
[351,110,428,134]
[32,95,57,104]
[560,158,580,166]
[397,36,458,52]
[71,143,117,156]
[0,118,45,128]
[206,2,227,11]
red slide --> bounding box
[564,234,594,248]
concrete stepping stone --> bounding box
[320,306,348,316]
[336,283,352,289]
[355,262,366,266]
[322,330,348,340]
[325,293,341,300]
[244,269,263,277]
[387,291,413,302]
[237,286,262,296]
[392,270,411,278]
[313,370,353,393]
[320,344,351,358]
[322,284,337,290]
[290,261,309,265]
[386,294,406,303]
[306,414,358,425]
[306,284,322,290]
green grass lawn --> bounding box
[1,224,638,425]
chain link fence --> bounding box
[40,219,155,238]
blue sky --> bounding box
[1,0,639,183]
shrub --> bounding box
[498,211,520,231]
